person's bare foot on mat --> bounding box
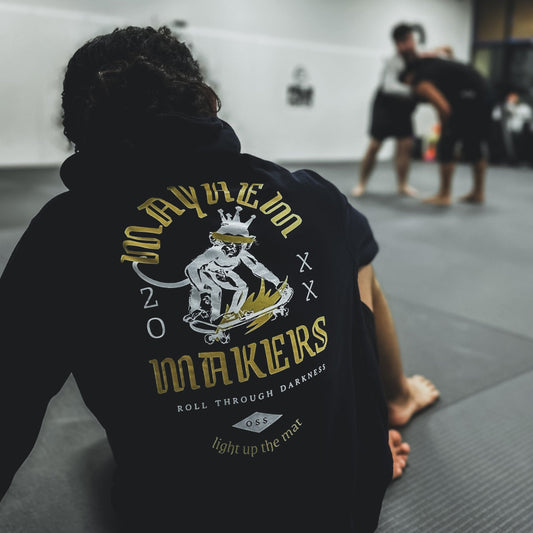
[458,192,484,204]
[351,183,366,197]
[398,184,419,198]
[422,194,451,206]
[389,429,410,479]
[388,375,440,427]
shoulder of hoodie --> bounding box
[242,152,346,202]
[25,190,95,238]
[241,152,369,225]
[29,191,74,221]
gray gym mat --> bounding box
[0,377,115,533]
[288,160,533,339]
[377,370,533,533]
[385,295,533,413]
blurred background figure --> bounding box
[492,91,533,166]
[400,56,492,205]
[352,23,452,199]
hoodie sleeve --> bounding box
[342,196,379,268]
[292,168,379,269]
[0,196,73,500]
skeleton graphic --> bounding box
[184,206,284,323]
[132,206,292,341]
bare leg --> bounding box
[395,137,418,197]
[459,158,486,203]
[369,272,440,426]
[423,161,454,205]
[352,138,382,197]
[389,429,410,479]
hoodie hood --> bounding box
[60,114,241,193]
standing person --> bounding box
[400,57,492,205]
[492,91,533,165]
[352,23,452,198]
[0,26,437,533]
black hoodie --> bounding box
[0,116,391,532]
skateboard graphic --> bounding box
[187,285,294,344]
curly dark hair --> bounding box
[61,26,220,151]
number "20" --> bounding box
[140,287,166,339]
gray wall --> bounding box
[0,0,473,166]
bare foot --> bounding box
[398,185,419,198]
[389,429,410,480]
[351,184,366,198]
[388,375,440,427]
[422,194,451,206]
[458,192,484,204]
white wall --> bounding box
[0,0,473,166]
[126,0,474,162]
[0,3,122,166]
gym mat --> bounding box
[386,295,533,413]
[377,370,533,532]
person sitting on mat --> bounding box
[0,26,438,533]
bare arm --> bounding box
[419,45,454,59]
[414,81,451,122]
[358,263,405,399]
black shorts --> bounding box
[369,90,416,141]
[437,101,491,163]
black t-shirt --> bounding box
[0,119,391,532]
[412,57,490,109]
